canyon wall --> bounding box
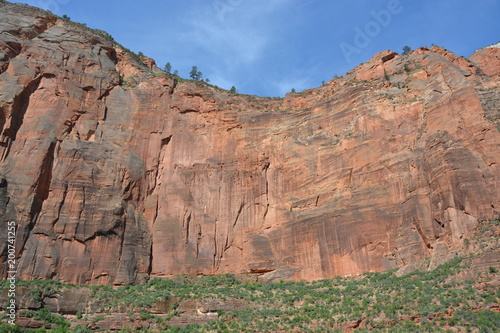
[1,3,499,284]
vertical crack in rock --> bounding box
[52,182,68,230]
[0,137,10,163]
[115,203,127,284]
[220,200,245,261]
[20,140,56,254]
[224,201,245,255]
[196,224,202,259]
[184,210,191,245]
[213,217,218,269]
[0,178,9,211]
[412,217,432,251]
[213,168,225,271]
[233,201,244,228]
[145,134,171,197]
[170,78,178,95]
[102,106,108,121]
[434,218,445,239]
[1,74,46,161]
[223,234,230,258]
[147,242,153,275]
[156,135,172,192]
[78,186,86,221]
[0,41,22,73]
[262,160,270,227]
[146,198,157,276]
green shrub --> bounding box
[0,324,22,333]
[72,325,93,333]
[33,307,69,327]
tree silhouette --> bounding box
[189,66,203,80]
[164,62,172,73]
[402,46,412,55]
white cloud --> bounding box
[180,0,294,69]
[271,76,312,96]
[184,20,269,66]
[206,73,234,91]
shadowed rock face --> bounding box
[0,3,499,285]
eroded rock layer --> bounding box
[0,3,499,284]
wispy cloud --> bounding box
[184,19,269,67]
[181,0,293,68]
[206,72,235,91]
[269,70,316,97]
[23,0,500,97]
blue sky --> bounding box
[17,0,500,97]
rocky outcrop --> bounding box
[470,42,500,76]
[0,2,499,285]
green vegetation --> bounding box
[119,75,140,89]
[2,220,499,332]
[31,308,69,328]
[164,62,172,73]
[189,66,203,81]
[88,278,172,310]
[402,45,412,55]
[384,68,390,81]
[2,252,499,331]
[0,324,22,332]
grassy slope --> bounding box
[1,220,499,332]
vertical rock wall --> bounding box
[0,3,499,284]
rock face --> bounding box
[470,42,500,76]
[0,3,499,285]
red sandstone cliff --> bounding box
[0,3,499,285]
